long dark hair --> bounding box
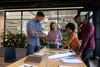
[50,22,56,31]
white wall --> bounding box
[0,11,4,47]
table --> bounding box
[6,48,87,67]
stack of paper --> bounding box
[59,56,82,63]
[18,64,38,67]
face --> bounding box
[74,18,82,26]
[37,16,44,22]
[67,27,72,34]
[52,24,56,30]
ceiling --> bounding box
[0,0,100,10]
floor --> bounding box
[0,57,98,67]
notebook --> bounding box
[24,56,42,63]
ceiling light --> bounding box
[44,18,48,22]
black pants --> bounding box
[82,48,94,67]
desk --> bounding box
[6,48,87,67]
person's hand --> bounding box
[55,39,59,41]
[59,48,63,51]
[50,38,55,40]
[40,33,43,37]
[38,33,43,37]
[77,26,81,33]
[76,52,82,57]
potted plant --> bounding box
[0,29,27,57]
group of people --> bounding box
[26,11,95,67]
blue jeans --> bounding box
[75,43,81,53]
[26,43,40,56]
[49,44,59,50]
[82,48,94,67]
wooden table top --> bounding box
[6,48,87,67]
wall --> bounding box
[0,11,4,47]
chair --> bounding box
[4,47,18,63]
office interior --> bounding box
[0,0,100,67]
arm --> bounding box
[37,24,43,38]
[61,32,75,49]
[27,21,38,38]
[38,24,42,35]
[79,25,93,52]
[69,45,72,49]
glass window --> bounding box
[80,12,88,15]
[90,11,93,17]
[90,18,93,23]
[6,12,21,19]
[23,11,36,19]
[58,10,77,32]
[6,12,21,34]
[6,20,21,34]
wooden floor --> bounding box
[0,57,98,67]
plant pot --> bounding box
[0,47,27,57]
[16,48,26,57]
[0,47,6,57]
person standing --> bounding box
[59,23,81,53]
[26,11,44,56]
[74,15,95,67]
[46,22,62,50]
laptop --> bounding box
[24,56,42,63]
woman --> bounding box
[46,22,62,50]
[59,23,81,53]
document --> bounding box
[59,56,82,63]
[18,64,38,67]
[33,51,45,56]
[58,66,81,67]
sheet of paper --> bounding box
[61,59,82,63]
[18,64,39,67]
[59,66,81,67]
[33,51,45,56]
[48,52,75,59]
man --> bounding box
[26,11,44,56]
[74,15,95,67]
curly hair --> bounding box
[66,23,75,31]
